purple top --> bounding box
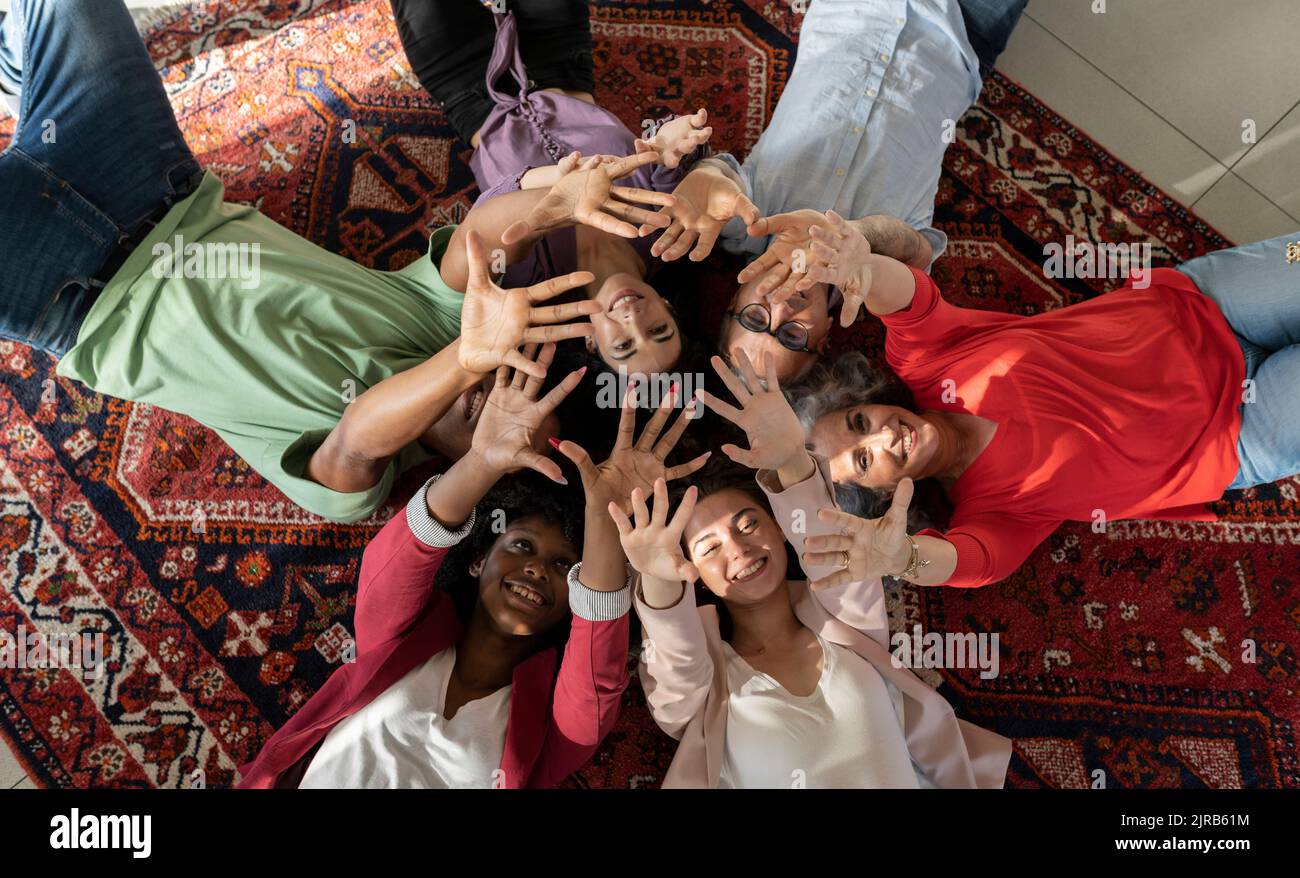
[468,11,704,288]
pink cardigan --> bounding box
[238,500,631,789]
[635,456,1012,788]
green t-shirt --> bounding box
[56,171,464,522]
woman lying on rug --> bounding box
[3,0,678,522]
[392,0,760,376]
[239,346,709,788]
[619,350,1010,788]
[778,216,1300,588]
[678,0,998,385]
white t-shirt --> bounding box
[718,634,935,789]
[299,645,511,789]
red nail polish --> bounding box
[669,381,679,395]
[547,437,562,449]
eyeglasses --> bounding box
[725,303,814,353]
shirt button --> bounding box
[835,168,846,176]
[880,53,891,62]
[852,126,863,134]
[896,16,905,24]
[867,88,877,97]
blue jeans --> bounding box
[957,0,1029,74]
[1177,233,1300,490]
[0,0,201,356]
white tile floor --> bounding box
[999,0,1300,243]
[0,0,1296,792]
[1,740,30,789]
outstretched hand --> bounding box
[802,478,914,589]
[609,478,700,583]
[501,151,676,244]
[469,343,585,484]
[634,108,713,169]
[803,210,875,326]
[696,349,806,473]
[642,162,760,262]
[459,229,600,378]
[736,208,837,305]
[555,382,710,514]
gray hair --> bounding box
[784,351,920,522]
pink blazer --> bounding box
[634,457,1012,788]
[238,506,630,789]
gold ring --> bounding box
[839,550,850,567]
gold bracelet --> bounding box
[896,536,930,580]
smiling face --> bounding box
[682,488,789,604]
[719,278,833,383]
[587,272,683,375]
[421,376,560,462]
[809,404,941,489]
[469,517,578,638]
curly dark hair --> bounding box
[549,343,624,461]
[431,470,585,655]
[558,334,720,473]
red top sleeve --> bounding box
[919,514,1061,588]
[353,508,450,653]
[883,267,1021,377]
[530,610,631,787]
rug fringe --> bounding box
[133,2,192,34]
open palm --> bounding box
[609,478,700,583]
[557,383,710,514]
[459,230,600,378]
[803,479,915,588]
[634,108,713,169]
[697,349,806,473]
[804,210,875,326]
[645,163,760,262]
[736,208,836,303]
[502,151,675,244]
[471,344,584,483]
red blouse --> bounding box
[883,267,1244,588]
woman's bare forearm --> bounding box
[863,252,919,316]
[895,534,958,586]
[338,340,478,458]
[774,450,817,492]
[442,188,555,291]
[578,505,630,593]
[639,574,686,610]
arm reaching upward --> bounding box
[306,235,597,494]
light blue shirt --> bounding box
[717,0,982,266]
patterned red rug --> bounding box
[1,0,1296,789]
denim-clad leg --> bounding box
[0,0,201,355]
[1178,233,1300,489]
[717,0,983,264]
[956,0,1029,74]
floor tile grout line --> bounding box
[1191,164,1300,225]
[1023,12,1229,180]
[1229,171,1300,225]
[1222,96,1300,225]
[1227,96,1300,174]
[1023,12,1298,224]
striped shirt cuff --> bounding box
[405,475,477,548]
[567,562,633,622]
